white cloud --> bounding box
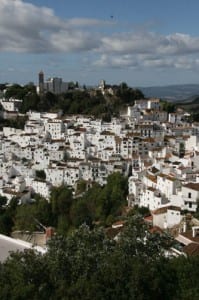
[50,30,100,52]
[66,18,114,27]
[1,0,199,73]
[100,32,199,56]
[0,0,103,53]
[93,54,138,68]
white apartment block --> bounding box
[152,206,182,229]
[181,183,199,212]
[156,174,178,199]
[140,187,164,210]
[31,179,51,200]
[147,98,160,110]
[44,119,65,140]
[0,98,22,112]
[185,135,199,152]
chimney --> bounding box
[192,227,196,238]
[45,227,55,240]
[192,226,199,238]
[183,221,187,233]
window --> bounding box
[188,192,191,198]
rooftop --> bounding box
[0,234,46,262]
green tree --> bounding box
[0,250,53,300]
[2,217,199,300]
[50,185,73,230]
[14,198,51,232]
[0,197,18,235]
[171,256,199,300]
[19,92,40,113]
[161,100,175,113]
[35,170,46,180]
[70,198,93,228]
[76,179,87,195]
[5,84,24,99]
[99,172,128,220]
[50,185,73,216]
[0,195,7,208]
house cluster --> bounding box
[0,98,23,119]
[37,71,69,95]
[0,97,199,229]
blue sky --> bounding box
[1,0,199,87]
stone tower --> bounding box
[38,70,44,94]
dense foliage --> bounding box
[192,112,199,122]
[0,218,199,300]
[0,173,128,235]
[0,116,28,130]
[174,96,199,121]
[160,100,175,113]
[2,83,144,119]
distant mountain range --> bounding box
[139,84,199,102]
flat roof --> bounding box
[0,234,46,262]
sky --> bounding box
[1,0,199,87]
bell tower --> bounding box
[38,70,44,94]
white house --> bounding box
[140,187,165,210]
[128,178,143,206]
[31,179,52,200]
[185,135,199,152]
[152,206,182,229]
[147,98,160,110]
[0,98,22,112]
[181,183,199,212]
[156,174,178,199]
[44,119,65,140]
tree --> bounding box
[0,195,7,208]
[76,179,87,195]
[50,185,73,230]
[50,185,73,216]
[19,92,40,113]
[35,170,46,180]
[98,172,128,220]
[161,100,175,113]
[0,250,53,300]
[171,256,199,300]
[0,197,18,235]
[0,214,14,235]
[5,84,24,99]
[179,142,185,158]
[1,217,199,299]
[70,198,93,228]
[14,198,52,232]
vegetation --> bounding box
[0,197,18,235]
[174,96,199,121]
[2,83,144,119]
[0,217,199,299]
[0,116,28,130]
[160,100,176,113]
[0,173,128,235]
[192,112,199,122]
[35,170,46,180]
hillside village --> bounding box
[0,85,199,256]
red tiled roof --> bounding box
[183,243,199,256]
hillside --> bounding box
[2,83,144,120]
[139,84,199,101]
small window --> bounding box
[188,192,191,198]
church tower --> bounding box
[38,70,44,94]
